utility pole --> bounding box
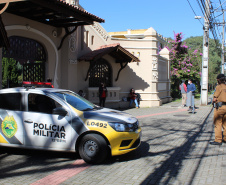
[213,10,225,73]
[213,10,226,73]
[200,0,210,105]
[221,11,225,74]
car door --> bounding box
[0,92,24,146]
[23,92,73,150]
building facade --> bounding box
[107,28,171,107]
[0,0,104,92]
[0,0,171,108]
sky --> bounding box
[80,0,207,40]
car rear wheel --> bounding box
[78,134,109,164]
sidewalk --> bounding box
[61,98,218,185]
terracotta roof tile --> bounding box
[58,0,104,23]
[79,43,140,62]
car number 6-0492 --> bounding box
[86,121,107,128]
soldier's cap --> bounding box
[217,74,225,79]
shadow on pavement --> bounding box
[0,147,80,179]
[104,107,214,184]
[139,109,213,185]
[0,146,77,159]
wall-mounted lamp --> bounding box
[194,16,202,19]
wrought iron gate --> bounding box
[23,63,45,82]
[2,36,46,85]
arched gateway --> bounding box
[2,36,46,88]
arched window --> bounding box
[89,58,112,87]
[3,36,46,62]
[2,36,46,87]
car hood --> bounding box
[83,108,137,124]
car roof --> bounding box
[0,87,70,94]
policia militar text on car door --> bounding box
[0,87,141,164]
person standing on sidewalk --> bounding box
[186,79,196,112]
[179,80,187,107]
[99,82,107,107]
[210,74,226,145]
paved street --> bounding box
[0,99,225,185]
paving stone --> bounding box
[1,99,224,185]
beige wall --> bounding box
[77,25,171,107]
[106,28,171,107]
[65,23,109,93]
[1,11,171,107]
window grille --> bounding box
[3,36,46,63]
[23,63,45,82]
[89,59,112,87]
[2,36,46,83]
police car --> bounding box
[0,86,141,164]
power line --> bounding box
[186,0,204,26]
[199,0,220,45]
[214,12,224,19]
[196,0,207,19]
[218,0,224,11]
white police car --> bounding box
[0,86,141,164]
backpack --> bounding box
[135,93,141,100]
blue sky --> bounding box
[80,0,206,39]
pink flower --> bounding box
[200,53,203,56]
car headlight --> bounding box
[109,122,137,132]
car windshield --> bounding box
[52,91,96,111]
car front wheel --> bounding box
[78,134,109,164]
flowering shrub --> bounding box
[165,33,202,98]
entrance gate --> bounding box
[2,36,46,87]
[23,63,45,82]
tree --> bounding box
[2,58,23,88]
[166,33,202,99]
[184,36,221,91]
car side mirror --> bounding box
[52,107,68,116]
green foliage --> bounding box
[184,36,221,91]
[2,58,23,88]
[166,33,221,99]
[166,33,202,98]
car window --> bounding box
[0,93,22,111]
[52,91,95,111]
[28,93,61,114]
